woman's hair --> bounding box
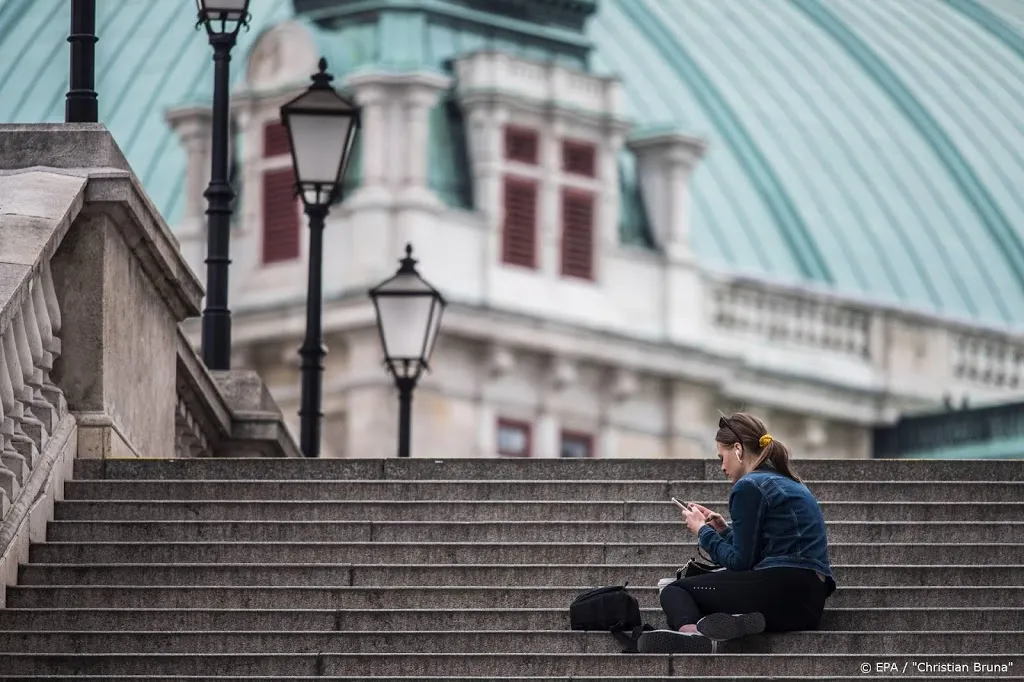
[715,412,801,482]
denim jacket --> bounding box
[697,464,836,596]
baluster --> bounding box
[0,380,17,516]
[823,309,838,350]
[0,338,31,487]
[21,289,55,433]
[33,272,63,411]
[33,269,65,414]
[13,315,46,447]
[853,317,869,358]
[983,341,994,385]
[2,326,41,459]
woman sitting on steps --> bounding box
[638,412,837,654]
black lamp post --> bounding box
[281,58,361,458]
[369,245,447,459]
[65,0,98,123]
[196,0,251,371]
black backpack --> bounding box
[569,582,653,653]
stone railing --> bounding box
[175,327,301,459]
[0,124,301,606]
[709,279,871,359]
[951,331,1024,391]
[706,273,1024,403]
[0,262,69,519]
[454,50,623,118]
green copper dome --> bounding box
[2,0,1023,328]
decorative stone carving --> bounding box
[610,367,639,402]
[551,356,578,390]
[244,21,319,93]
[249,31,283,85]
[489,345,516,378]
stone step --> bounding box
[72,457,1024,482]
[10,585,1020,610]
[16,563,1022,587]
[1,629,1021,655]
[4,652,1022,677]
[10,678,1017,682]
[1,607,1021,632]
[11,678,1015,682]
[46,519,1024,544]
[51,499,1024,522]
[27,541,1023,566]
[16,675,1015,679]
[62,479,1024,502]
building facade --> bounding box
[3,0,1024,459]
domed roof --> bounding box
[2,0,1022,328]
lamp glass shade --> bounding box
[371,272,445,379]
[281,87,359,205]
[196,0,250,21]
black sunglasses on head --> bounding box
[719,416,743,444]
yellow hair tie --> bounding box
[759,434,773,449]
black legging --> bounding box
[660,567,829,632]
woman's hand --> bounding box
[682,506,707,535]
[690,503,728,532]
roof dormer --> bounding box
[453,51,630,283]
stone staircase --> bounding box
[0,457,1022,680]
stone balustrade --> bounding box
[175,395,210,459]
[0,263,67,518]
[707,274,1024,402]
[0,125,302,606]
[709,279,871,359]
[952,331,1024,391]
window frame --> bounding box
[496,418,533,458]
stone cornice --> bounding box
[458,90,631,133]
[215,293,897,424]
[0,125,203,323]
[81,170,203,321]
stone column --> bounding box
[166,106,212,230]
[346,76,391,204]
[395,73,452,206]
[626,130,707,259]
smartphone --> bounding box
[670,497,691,510]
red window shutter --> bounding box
[562,140,596,177]
[561,189,594,280]
[497,419,532,457]
[505,126,539,164]
[261,168,300,264]
[263,120,291,158]
[560,430,594,458]
[502,177,538,269]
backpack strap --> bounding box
[609,623,654,654]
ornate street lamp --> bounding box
[195,0,251,370]
[281,58,361,458]
[369,245,447,459]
